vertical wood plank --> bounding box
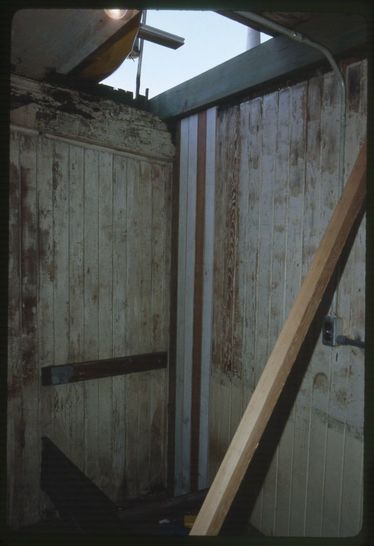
[221,105,241,378]
[211,109,226,377]
[83,148,100,483]
[125,158,151,496]
[319,71,344,538]
[52,140,70,367]
[136,160,153,496]
[66,143,85,470]
[175,118,189,494]
[258,90,279,536]
[150,161,169,490]
[252,90,276,530]
[287,81,308,537]
[224,104,244,488]
[48,140,70,459]
[298,74,323,537]
[244,97,263,528]
[285,83,306,534]
[272,87,292,536]
[209,110,228,482]
[97,150,114,497]
[239,98,261,397]
[337,60,366,537]
[111,154,127,503]
[19,132,40,525]
[37,136,57,516]
[301,74,326,538]
[8,131,22,527]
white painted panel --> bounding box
[198,107,217,490]
[175,114,198,494]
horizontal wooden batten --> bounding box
[41,352,167,386]
[148,13,367,120]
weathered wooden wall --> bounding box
[8,75,174,528]
[177,59,366,537]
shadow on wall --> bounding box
[221,205,365,536]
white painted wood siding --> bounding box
[8,77,174,528]
[204,59,366,537]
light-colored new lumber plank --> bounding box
[190,141,366,536]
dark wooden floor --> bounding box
[16,492,263,537]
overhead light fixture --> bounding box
[104,9,128,20]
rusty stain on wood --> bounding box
[213,106,242,378]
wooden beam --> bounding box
[148,13,367,120]
[41,351,167,386]
[190,142,367,536]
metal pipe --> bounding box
[138,23,185,49]
[136,10,147,99]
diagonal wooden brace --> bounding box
[190,142,367,536]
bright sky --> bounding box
[101,10,271,98]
